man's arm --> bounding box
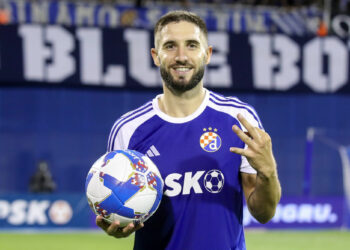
[241,172,281,223]
[230,113,281,224]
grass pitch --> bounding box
[0,230,349,250]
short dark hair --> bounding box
[154,10,208,47]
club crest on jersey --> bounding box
[199,127,222,152]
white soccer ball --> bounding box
[85,150,164,227]
[203,169,224,193]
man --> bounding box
[97,10,281,250]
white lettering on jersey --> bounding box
[182,171,205,195]
[164,173,182,197]
[164,170,223,197]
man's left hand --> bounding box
[230,113,277,177]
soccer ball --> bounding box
[85,149,164,227]
[203,169,224,193]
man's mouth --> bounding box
[171,66,193,76]
[174,67,191,72]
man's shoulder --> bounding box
[207,90,263,128]
[119,100,154,121]
[112,99,157,134]
[107,99,156,151]
[207,90,256,112]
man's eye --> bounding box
[165,44,174,49]
[188,43,198,48]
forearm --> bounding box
[247,170,281,224]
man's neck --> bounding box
[158,83,206,118]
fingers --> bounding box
[116,222,144,238]
[231,113,266,157]
[236,113,261,141]
[106,220,121,235]
[121,222,135,235]
[135,222,145,231]
[232,124,255,148]
[96,215,144,238]
[96,215,110,231]
[230,146,249,157]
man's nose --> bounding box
[175,46,188,63]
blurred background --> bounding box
[0,0,350,249]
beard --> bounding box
[160,63,205,94]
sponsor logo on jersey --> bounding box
[164,169,225,197]
[203,170,225,193]
[200,128,222,152]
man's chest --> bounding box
[128,119,244,197]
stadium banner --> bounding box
[244,196,346,229]
[0,193,95,229]
[1,24,350,93]
[0,194,346,229]
[0,0,321,35]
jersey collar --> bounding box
[152,89,209,124]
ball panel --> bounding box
[102,154,131,182]
[143,156,163,183]
[86,171,111,200]
[124,193,157,214]
[146,171,164,194]
[119,150,149,173]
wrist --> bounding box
[257,168,277,181]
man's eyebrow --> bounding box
[186,39,200,44]
[162,40,176,47]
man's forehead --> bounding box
[157,21,204,44]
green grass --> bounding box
[0,232,132,250]
[0,230,349,250]
[245,230,350,250]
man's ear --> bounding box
[205,46,213,65]
[151,48,160,67]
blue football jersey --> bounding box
[107,89,262,250]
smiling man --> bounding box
[96,10,281,250]
[153,19,209,94]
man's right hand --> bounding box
[96,215,144,238]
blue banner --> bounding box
[244,196,346,229]
[0,194,94,229]
[1,24,350,93]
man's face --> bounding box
[152,21,212,93]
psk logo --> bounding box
[199,127,222,152]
